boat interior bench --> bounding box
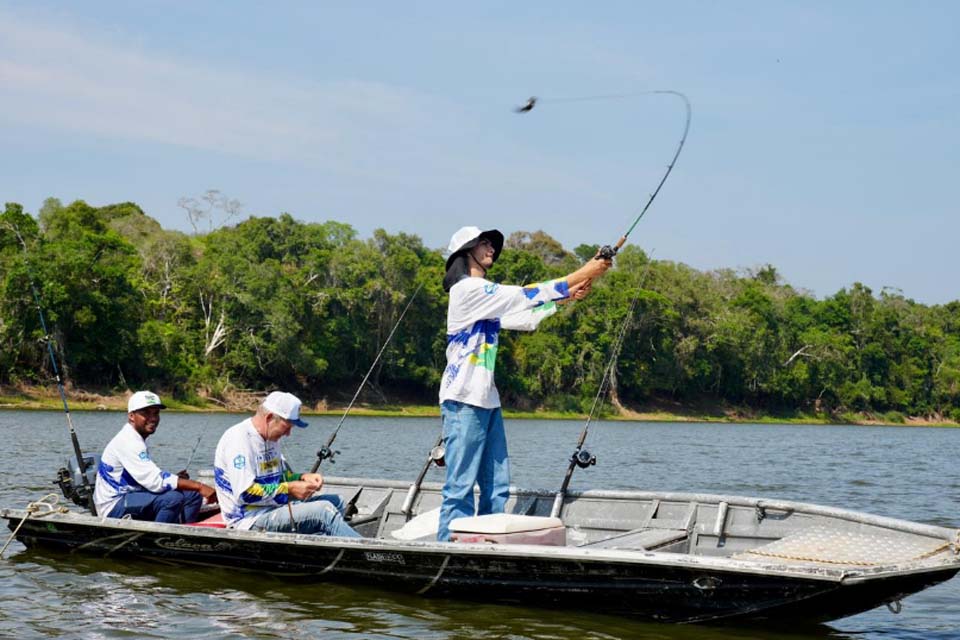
[575,499,697,551]
[578,527,689,551]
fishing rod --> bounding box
[514,89,691,519]
[549,263,650,519]
[180,429,208,476]
[5,223,97,515]
[309,281,425,473]
[515,90,691,260]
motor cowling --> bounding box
[54,454,99,509]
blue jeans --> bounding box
[108,490,203,524]
[437,401,510,541]
[249,495,361,538]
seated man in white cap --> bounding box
[94,390,218,522]
[213,391,359,537]
[437,226,612,541]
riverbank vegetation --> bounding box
[1,198,958,426]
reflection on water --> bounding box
[3,549,859,640]
[2,411,959,639]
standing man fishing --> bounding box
[95,391,217,523]
[437,226,612,541]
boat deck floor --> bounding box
[733,527,953,568]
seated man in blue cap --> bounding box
[213,391,359,537]
[94,390,218,522]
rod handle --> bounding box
[400,484,418,516]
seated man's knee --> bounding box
[318,501,339,517]
[324,495,345,513]
[306,500,341,523]
[158,491,186,507]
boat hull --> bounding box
[4,506,956,624]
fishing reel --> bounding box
[572,448,597,469]
[53,454,98,509]
[597,245,619,260]
[430,443,446,467]
[316,445,340,464]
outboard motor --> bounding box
[54,453,99,510]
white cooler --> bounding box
[449,513,566,546]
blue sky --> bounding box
[1,2,957,303]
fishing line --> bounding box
[514,90,691,258]
[181,426,209,475]
[513,90,690,518]
[276,437,299,533]
[4,222,97,515]
[310,281,424,473]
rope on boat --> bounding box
[416,555,450,595]
[318,548,345,575]
[0,493,69,558]
[71,529,145,556]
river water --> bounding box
[1,410,958,639]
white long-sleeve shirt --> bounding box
[439,276,569,408]
[94,423,179,517]
[213,418,292,529]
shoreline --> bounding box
[1,385,957,428]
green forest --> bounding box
[1,198,959,423]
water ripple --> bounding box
[2,411,958,639]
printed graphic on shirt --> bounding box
[468,342,497,371]
[522,279,568,301]
[444,318,501,387]
[214,421,297,527]
[441,277,569,409]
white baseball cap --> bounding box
[445,226,504,270]
[262,391,308,428]
[128,390,166,413]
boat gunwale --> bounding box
[323,475,960,540]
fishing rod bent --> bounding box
[309,281,425,474]
[514,89,691,520]
[404,92,690,523]
[515,90,691,259]
[6,223,97,515]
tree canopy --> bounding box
[1,199,957,422]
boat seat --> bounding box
[450,514,566,546]
[580,528,688,551]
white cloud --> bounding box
[0,8,606,202]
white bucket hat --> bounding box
[262,391,309,428]
[445,226,504,271]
